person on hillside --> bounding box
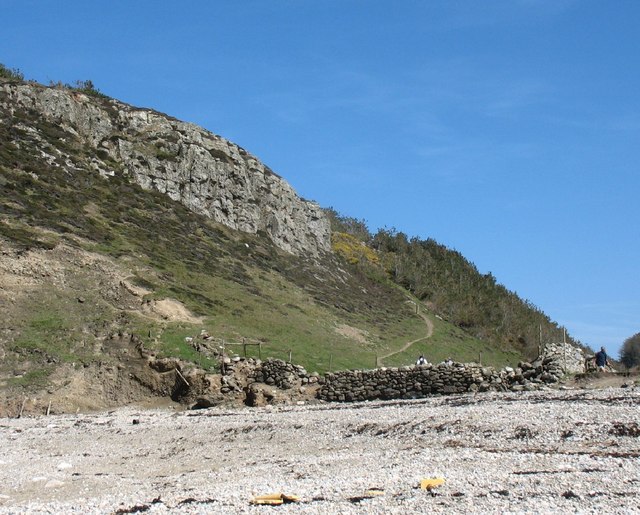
[595,346,609,372]
[416,355,427,366]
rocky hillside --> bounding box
[1,79,329,257]
[1,75,508,413]
[0,72,583,414]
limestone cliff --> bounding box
[0,81,331,256]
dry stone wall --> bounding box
[168,343,589,408]
[318,363,499,402]
[316,342,587,403]
[251,358,320,389]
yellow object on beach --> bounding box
[250,493,301,505]
[420,478,445,490]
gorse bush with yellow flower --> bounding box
[331,232,379,266]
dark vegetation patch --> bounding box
[609,422,640,437]
[512,426,538,440]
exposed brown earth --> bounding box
[1,242,634,418]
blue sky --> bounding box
[3,0,639,357]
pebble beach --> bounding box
[1,388,639,514]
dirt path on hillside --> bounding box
[377,306,434,367]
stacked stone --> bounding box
[317,344,588,403]
[217,356,259,394]
[500,360,560,392]
[193,345,586,405]
[220,355,254,376]
[317,363,497,402]
[251,358,319,390]
[505,344,586,391]
[219,370,243,395]
[541,342,586,374]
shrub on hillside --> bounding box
[620,332,640,369]
[0,63,24,80]
[324,208,371,243]
[332,232,379,265]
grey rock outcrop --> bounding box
[0,81,331,256]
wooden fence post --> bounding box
[221,340,226,375]
[175,368,190,387]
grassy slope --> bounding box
[0,82,521,396]
[383,316,521,368]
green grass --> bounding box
[0,89,530,393]
[384,314,521,369]
[7,368,53,388]
[177,271,380,373]
[124,267,439,374]
[9,292,106,366]
[154,324,218,371]
[13,308,73,359]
